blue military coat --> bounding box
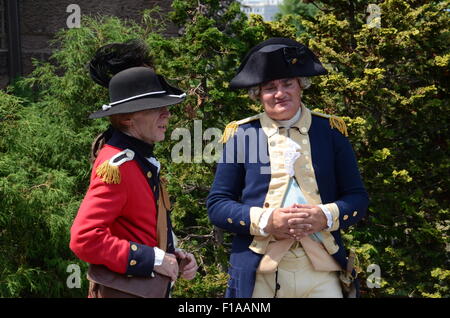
[207,109,369,298]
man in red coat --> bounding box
[70,66,198,297]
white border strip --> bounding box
[103,90,165,110]
[168,93,187,98]
[102,91,186,111]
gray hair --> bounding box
[248,77,311,101]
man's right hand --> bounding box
[263,206,310,240]
[153,253,179,282]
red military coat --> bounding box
[70,128,171,277]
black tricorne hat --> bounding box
[230,37,328,89]
[89,67,186,119]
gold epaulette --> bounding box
[311,111,348,137]
[219,113,262,143]
[95,149,135,184]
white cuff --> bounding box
[258,208,275,236]
[172,230,178,249]
[318,204,333,231]
[153,247,165,266]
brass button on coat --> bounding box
[353,211,358,217]
[147,171,152,178]
[130,260,137,266]
[239,220,246,226]
[227,218,233,224]
[126,151,134,159]
[131,244,138,251]
[343,215,349,221]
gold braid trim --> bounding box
[218,121,239,144]
[312,111,348,137]
[219,113,262,144]
[96,160,121,184]
[329,116,348,137]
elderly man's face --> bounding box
[259,77,301,121]
[126,106,171,144]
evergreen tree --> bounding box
[276,0,319,34]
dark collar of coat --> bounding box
[106,126,155,159]
[106,126,160,200]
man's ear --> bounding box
[121,115,133,127]
[109,113,133,131]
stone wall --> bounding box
[1,0,176,88]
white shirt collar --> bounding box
[276,107,301,128]
[146,157,160,174]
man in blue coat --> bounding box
[207,38,369,298]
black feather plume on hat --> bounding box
[89,39,154,88]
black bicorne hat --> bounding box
[230,37,328,89]
[89,67,186,119]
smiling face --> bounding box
[125,106,171,144]
[259,77,302,121]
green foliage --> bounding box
[0,0,448,298]
[275,0,319,34]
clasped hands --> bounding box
[263,204,328,241]
[153,249,198,282]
